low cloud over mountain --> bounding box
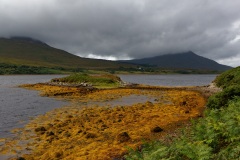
[0,0,240,66]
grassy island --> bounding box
[1,70,238,159]
[50,73,123,88]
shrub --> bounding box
[125,141,169,160]
[207,85,240,109]
[214,66,240,88]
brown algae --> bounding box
[2,84,206,160]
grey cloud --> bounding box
[0,0,240,66]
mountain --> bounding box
[0,37,133,69]
[121,51,232,71]
[0,37,232,74]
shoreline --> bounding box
[0,72,219,76]
[1,82,220,160]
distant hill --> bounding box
[0,37,232,74]
[0,37,133,69]
[121,51,232,71]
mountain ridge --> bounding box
[0,37,232,73]
[120,51,232,71]
[9,36,49,46]
[0,37,133,69]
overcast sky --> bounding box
[0,0,240,67]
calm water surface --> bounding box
[0,75,68,138]
[119,74,217,86]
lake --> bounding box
[119,74,217,86]
[0,75,68,138]
[0,74,217,138]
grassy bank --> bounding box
[125,67,240,159]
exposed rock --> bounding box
[146,101,154,107]
[51,78,61,83]
[46,131,55,136]
[47,81,93,88]
[101,124,108,130]
[117,132,131,143]
[85,132,97,139]
[35,126,47,132]
[180,101,187,106]
[54,151,63,158]
[124,82,139,87]
[63,132,71,138]
[151,126,163,133]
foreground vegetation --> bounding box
[125,67,240,159]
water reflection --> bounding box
[0,75,68,138]
[119,74,217,86]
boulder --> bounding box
[117,132,131,143]
[151,126,163,133]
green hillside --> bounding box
[121,51,232,71]
[0,37,231,74]
[0,37,133,70]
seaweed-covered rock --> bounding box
[35,126,47,132]
[117,132,131,143]
[85,132,97,139]
[151,126,163,133]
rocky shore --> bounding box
[0,82,220,160]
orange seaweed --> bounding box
[7,84,207,160]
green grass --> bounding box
[125,66,240,160]
[51,73,122,88]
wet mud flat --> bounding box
[0,83,217,160]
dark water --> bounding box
[0,75,68,138]
[119,74,217,86]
